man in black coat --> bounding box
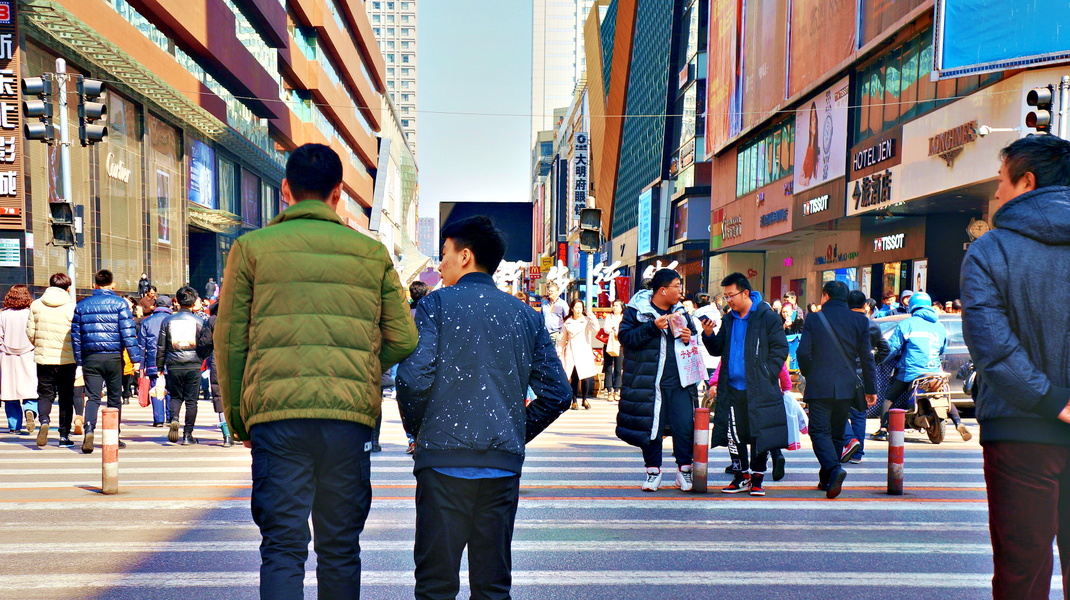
[797,281,878,499]
[701,272,788,497]
[843,290,890,463]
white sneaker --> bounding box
[676,466,693,492]
[641,468,662,492]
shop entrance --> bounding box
[188,227,219,299]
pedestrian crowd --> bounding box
[6,137,1069,600]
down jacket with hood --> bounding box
[72,289,142,365]
[961,185,1070,446]
[882,304,946,383]
[702,291,789,454]
[26,286,75,365]
[615,290,699,448]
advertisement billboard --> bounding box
[637,188,653,256]
[860,0,925,46]
[241,169,260,228]
[705,0,741,155]
[740,0,788,130]
[188,139,216,209]
[935,0,1070,80]
[788,0,856,98]
[793,77,850,195]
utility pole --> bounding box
[56,58,75,300]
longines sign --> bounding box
[928,120,977,167]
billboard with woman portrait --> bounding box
[792,77,850,194]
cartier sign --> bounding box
[106,152,131,183]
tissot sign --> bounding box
[873,233,905,252]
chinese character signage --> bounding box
[0,0,21,229]
[571,132,588,224]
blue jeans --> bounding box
[845,407,867,458]
[250,419,373,600]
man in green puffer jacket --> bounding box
[215,144,417,599]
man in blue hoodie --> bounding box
[961,135,1070,600]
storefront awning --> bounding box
[187,205,243,236]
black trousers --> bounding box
[414,469,521,600]
[166,367,201,435]
[723,385,769,474]
[807,397,852,484]
[83,353,123,431]
[602,353,623,390]
[36,363,76,434]
[640,384,696,469]
[569,369,592,401]
[251,419,372,600]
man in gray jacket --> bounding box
[961,134,1070,600]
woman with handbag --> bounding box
[600,300,624,402]
[560,300,598,410]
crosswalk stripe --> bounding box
[0,454,988,464]
[0,465,986,475]
[0,481,989,491]
[0,570,1041,589]
[0,540,994,555]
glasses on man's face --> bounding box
[723,289,746,302]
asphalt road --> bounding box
[0,397,1060,599]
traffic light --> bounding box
[76,76,107,146]
[21,75,54,144]
[578,207,601,253]
[48,200,75,248]
[1026,85,1054,134]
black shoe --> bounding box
[370,443,382,452]
[167,421,180,444]
[58,435,74,447]
[582,399,591,410]
[724,464,736,474]
[152,422,164,428]
[826,468,847,499]
[181,434,199,445]
[870,429,888,442]
[772,454,786,481]
[121,398,130,405]
[81,429,94,454]
[117,440,126,449]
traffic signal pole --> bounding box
[1060,76,1070,139]
[56,58,75,300]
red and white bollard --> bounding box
[887,408,905,495]
[692,407,710,493]
[101,407,119,495]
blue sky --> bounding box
[417,2,532,218]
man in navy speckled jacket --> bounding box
[398,215,572,600]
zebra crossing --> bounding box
[0,398,1052,599]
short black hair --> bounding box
[865,298,877,313]
[847,289,867,309]
[823,280,849,302]
[94,269,113,287]
[49,272,71,290]
[720,272,752,292]
[952,299,962,311]
[286,143,343,201]
[696,293,711,308]
[1001,135,1070,190]
[175,286,199,307]
[409,281,430,305]
[649,268,681,293]
[440,215,506,274]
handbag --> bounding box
[137,376,150,408]
[815,311,868,412]
[595,328,610,345]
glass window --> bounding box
[883,46,903,130]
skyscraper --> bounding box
[531,0,594,150]
[367,0,419,155]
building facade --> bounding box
[531,0,593,151]
[367,0,418,156]
[415,216,435,257]
[11,0,387,297]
